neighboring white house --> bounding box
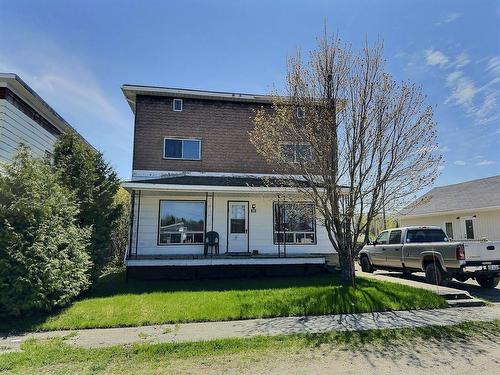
[0,73,89,164]
[399,175,500,241]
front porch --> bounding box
[123,174,340,279]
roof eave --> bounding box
[0,73,94,150]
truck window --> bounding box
[406,229,448,243]
[376,231,389,244]
[389,230,402,244]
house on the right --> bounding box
[398,175,500,241]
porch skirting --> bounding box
[127,262,329,280]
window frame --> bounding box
[376,231,389,245]
[173,98,183,112]
[279,142,312,163]
[444,222,453,239]
[272,202,317,246]
[157,199,207,246]
[389,230,402,244]
[296,107,305,119]
[163,137,202,160]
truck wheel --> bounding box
[360,256,373,273]
[425,263,448,286]
[476,276,499,289]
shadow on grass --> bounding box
[89,270,347,297]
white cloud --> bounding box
[475,160,497,166]
[454,53,471,68]
[487,56,500,76]
[444,13,462,23]
[445,70,478,106]
[425,49,449,68]
[454,160,466,166]
[437,165,445,171]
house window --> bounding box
[273,202,316,245]
[296,107,305,119]
[173,98,183,111]
[158,200,205,245]
[445,222,453,239]
[280,143,312,163]
[164,138,201,160]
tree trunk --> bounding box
[338,249,355,285]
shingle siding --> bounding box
[133,95,274,174]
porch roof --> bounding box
[122,175,310,193]
[122,175,350,194]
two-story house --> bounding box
[121,84,338,279]
[0,73,90,164]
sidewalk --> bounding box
[2,305,499,352]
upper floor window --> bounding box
[296,107,305,119]
[280,143,312,163]
[173,98,183,111]
[164,138,201,160]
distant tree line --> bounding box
[0,133,128,317]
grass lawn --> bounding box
[1,271,447,332]
[0,320,498,374]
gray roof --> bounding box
[399,175,500,216]
[129,175,312,188]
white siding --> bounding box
[0,99,58,164]
[399,209,500,241]
[129,190,335,256]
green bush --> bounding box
[53,133,122,279]
[0,147,91,317]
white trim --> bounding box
[126,256,326,267]
[173,98,183,112]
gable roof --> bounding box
[399,175,500,217]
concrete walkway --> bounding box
[1,305,499,352]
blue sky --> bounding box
[0,0,498,188]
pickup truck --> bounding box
[358,226,500,288]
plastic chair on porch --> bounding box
[204,231,220,256]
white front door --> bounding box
[227,201,248,252]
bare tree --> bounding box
[249,34,441,283]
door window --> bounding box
[465,219,474,239]
[230,204,246,234]
[389,230,402,244]
[376,231,389,245]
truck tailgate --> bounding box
[464,241,500,262]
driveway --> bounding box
[363,269,500,304]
